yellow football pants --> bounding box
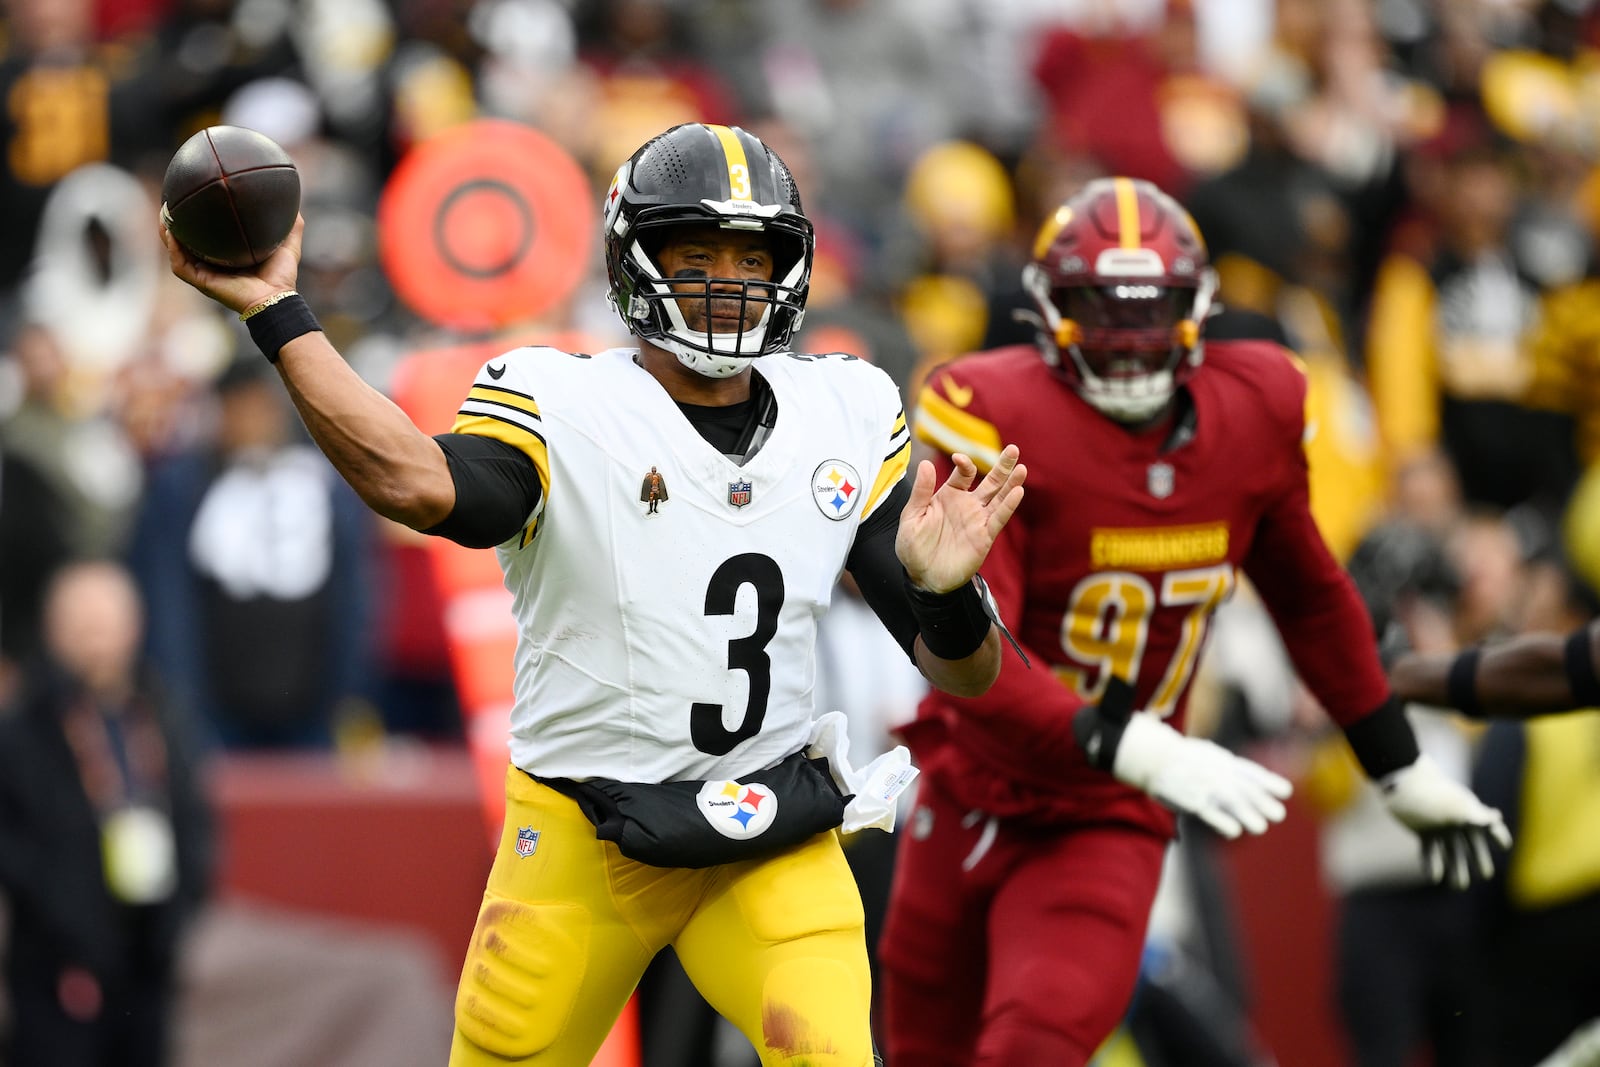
[449,765,874,1066]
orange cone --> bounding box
[592,996,642,1067]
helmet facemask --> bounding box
[617,214,811,378]
[1025,269,1217,423]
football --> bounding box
[160,126,300,269]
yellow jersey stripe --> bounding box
[466,384,541,418]
[1114,177,1141,250]
[450,413,552,499]
[862,440,911,521]
[707,124,749,198]
[914,386,1003,472]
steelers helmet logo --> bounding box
[696,780,779,840]
[811,460,863,521]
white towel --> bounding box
[806,711,919,834]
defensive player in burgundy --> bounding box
[880,177,1512,1066]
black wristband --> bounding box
[1446,648,1484,719]
[1072,676,1136,771]
[1342,694,1422,780]
[244,292,321,364]
[1564,627,1600,707]
[905,577,991,661]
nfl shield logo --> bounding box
[515,826,540,858]
[728,479,753,508]
[1147,462,1175,500]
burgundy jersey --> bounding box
[908,340,1390,835]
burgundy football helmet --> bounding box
[1023,177,1217,423]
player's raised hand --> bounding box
[896,445,1025,594]
[159,213,304,317]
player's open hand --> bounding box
[1379,755,1513,890]
[159,212,305,318]
[896,445,1025,594]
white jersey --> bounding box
[448,346,911,784]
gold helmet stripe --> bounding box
[1114,177,1141,249]
[706,124,752,200]
[1032,204,1073,261]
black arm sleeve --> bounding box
[843,478,921,662]
[422,433,542,549]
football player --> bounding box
[160,122,1026,1066]
[881,177,1511,1066]
[1390,621,1600,717]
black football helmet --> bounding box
[1023,177,1217,423]
[603,123,814,378]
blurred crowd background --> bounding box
[4,0,1600,1064]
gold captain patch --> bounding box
[1090,522,1230,570]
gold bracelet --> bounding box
[239,289,299,322]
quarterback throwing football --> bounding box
[162,122,1024,1066]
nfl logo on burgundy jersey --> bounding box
[1147,462,1174,499]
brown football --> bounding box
[161,126,300,269]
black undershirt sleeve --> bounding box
[844,478,921,662]
[423,433,542,549]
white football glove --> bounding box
[1379,754,1512,890]
[1110,712,1294,839]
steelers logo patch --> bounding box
[811,460,863,521]
[697,780,779,840]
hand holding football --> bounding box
[160,126,300,269]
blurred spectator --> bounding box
[755,0,966,251]
[0,0,164,308]
[886,139,1038,360]
[0,560,213,1067]
[1031,0,1248,201]
[1447,510,1528,646]
[137,0,301,151]
[0,441,73,694]
[574,0,744,170]
[1367,114,1580,516]
[0,320,144,557]
[1244,0,1441,313]
[125,354,376,749]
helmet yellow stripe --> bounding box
[1032,205,1073,261]
[1114,177,1141,249]
[706,124,751,199]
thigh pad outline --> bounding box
[454,894,590,1059]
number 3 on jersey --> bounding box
[692,553,783,755]
[1057,564,1235,717]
